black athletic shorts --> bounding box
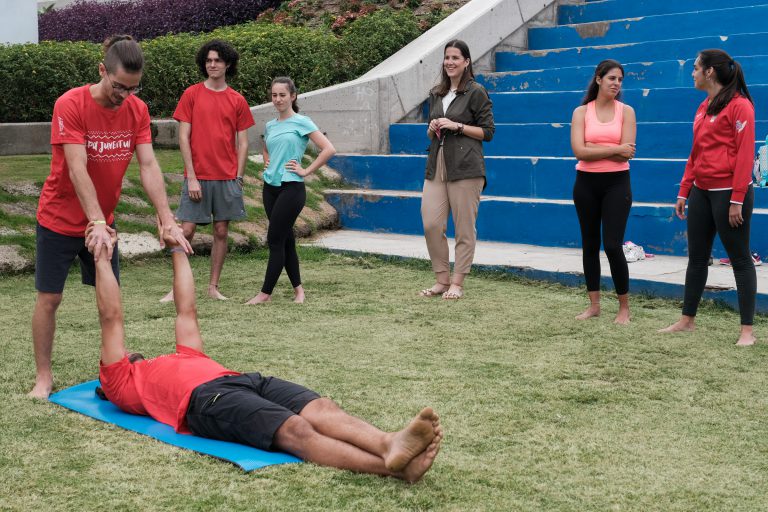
[185,373,320,451]
[35,223,119,293]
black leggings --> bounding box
[261,181,306,294]
[573,170,632,295]
[683,185,755,325]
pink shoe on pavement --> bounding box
[718,252,762,266]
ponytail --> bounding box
[698,49,752,116]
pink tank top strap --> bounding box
[613,100,624,125]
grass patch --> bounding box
[0,149,333,259]
[0,154,52,184]
[1,250,767,510]
[125,148,186,177]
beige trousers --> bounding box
[421,148,484,275]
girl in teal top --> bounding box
[262,113,319,186]
[246,77,336,305]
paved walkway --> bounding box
[307,230,768,312]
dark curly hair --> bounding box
[196,40,239,79]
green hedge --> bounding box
[0,9,421,123]
[0,42,101,123]
[339,9,421,78]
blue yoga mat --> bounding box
[49,380,302,471]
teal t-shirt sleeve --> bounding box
[296,115,319,136]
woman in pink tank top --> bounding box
[570,59,637,324]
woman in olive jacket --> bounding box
[420,39,495,300]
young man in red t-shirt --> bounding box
[160,40,255,303]
[30,35,192,399]
[95,223,442,482]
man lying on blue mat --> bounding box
[92,221,442,482]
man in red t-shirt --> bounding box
[160,40,255,303]
[95,224,442,483]
[30,35,192,399]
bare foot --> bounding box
[658,318,695,333]
[159,290,174,303]
[442,285,463,300]
[736,334,757,346]
[614,308,631,325]
[384,407,438,472]
[208,286,228,300]
[245,292,271,305]
[294,286,305,304]
[419,283,449,297]
[397,434,442,483]
[28,375,53,399]
[575,304,600,320]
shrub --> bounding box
[1,9,422,122]
[141,23,339,116]
[338,9,421,77]
[38,0,282,43]
[0,42,100,123]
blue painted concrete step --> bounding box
[529,5,768,50]
[559,0,763,24]
[324,190,768,258]
[487,55,768,92]
[324,0,768,274]
[497,32,768,72]
[389,122,768,159]
[489,86,768,123]
[330,154,768,207]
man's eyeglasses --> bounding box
[109,78,142,95]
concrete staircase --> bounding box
[325,0,768,259]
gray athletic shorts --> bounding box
[176,179,246,225]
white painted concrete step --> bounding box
[306,230,768,293]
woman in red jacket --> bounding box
[660,49,757,345]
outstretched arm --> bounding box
[93,242,126,366]
[159,219,203,351]
[135,143,193,254]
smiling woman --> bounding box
[420,39,494,302]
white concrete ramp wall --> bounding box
[248,0,558,154]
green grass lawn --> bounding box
[1,250,767,511]
[0,149,185,185]
[0,154,53,184]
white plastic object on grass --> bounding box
[623,241,646,263]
